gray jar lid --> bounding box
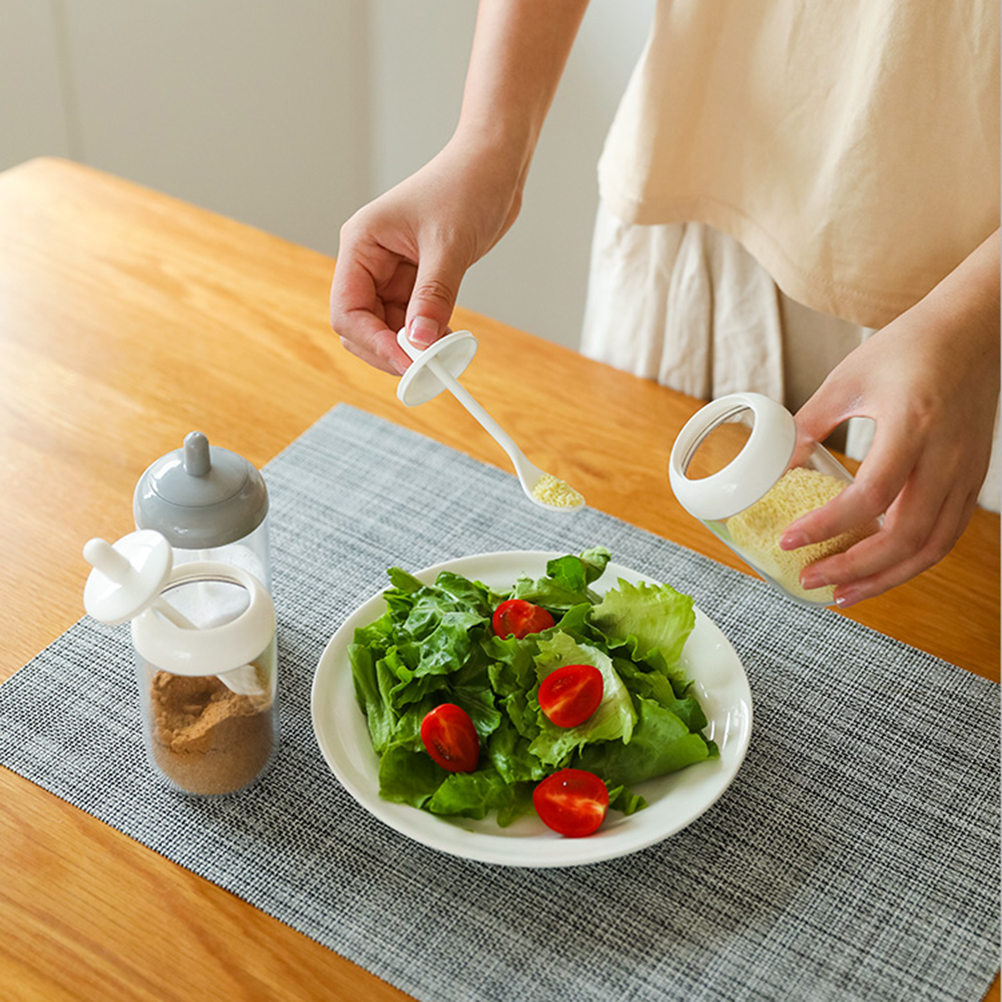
[133,431,268,548]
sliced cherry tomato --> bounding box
[533,768,609,838]
[538,664,604,728]
[420,703,480,773]
[492,599,555,639]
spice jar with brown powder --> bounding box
[84,530,278,795]
[668,393,880,607]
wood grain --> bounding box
[0,158,997,1002]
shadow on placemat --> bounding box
[2,405,998,1002]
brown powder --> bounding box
[149,670,274,795]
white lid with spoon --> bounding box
[395,328,585,513]
[83,530,272,695]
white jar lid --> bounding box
[668,392,797,521]
[396,329,478,406]
[83,531,174,625]
[84,530,275,676]
[132,561,275,675]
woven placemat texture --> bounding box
[2,404,998,1002]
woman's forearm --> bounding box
[454,0,591,183]
[920,227,1000,358]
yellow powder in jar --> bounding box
[532,473,585,509]
[725,466,878,603]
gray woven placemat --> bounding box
[1,404,998,1002]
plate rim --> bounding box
[310,549,753,867]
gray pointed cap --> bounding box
[133,431,268,549]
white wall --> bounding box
[0,0,652,350]
[1,0,370,257]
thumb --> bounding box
[404,245,467,349]
[794,378,854,448]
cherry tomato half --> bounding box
[538,664,604,728]
[492,599,555,639]
[420,703,480,773]
[533,768,609,838]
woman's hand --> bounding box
[329,140,526,375]
[329,0,590,375]
[784,230,1000,606]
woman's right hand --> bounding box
[329,137,526,376]
[329,0,590,375]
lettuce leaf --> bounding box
[427,768,533,826]
[349,636,433,754]
[574,694,716,786]
[508,547,611,610]
[590,578,696,678]
[377,745,448,808]
[612,658,708,731]
[527,631,637,767]
[607,784,647,816]
[485,717,549,784]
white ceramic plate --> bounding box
[311,551,753,867]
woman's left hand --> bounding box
[782,230,1000,607]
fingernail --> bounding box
[780,530,808,551]
[408,316,438,348]
[799,569,825,591]
[834,591,858,609]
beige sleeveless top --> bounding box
[597,0,1000,329]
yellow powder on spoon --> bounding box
[725,466,877,603]
[532,473,585,509]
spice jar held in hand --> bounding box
[669,392,879,607]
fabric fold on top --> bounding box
[596,0,999,329]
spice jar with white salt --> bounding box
[668,392,879,607]
[83,530,278,795]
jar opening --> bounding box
[160,576,250,630]
[678,404,754,481]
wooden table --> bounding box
[1,158,997,1002]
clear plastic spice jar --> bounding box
[83,530,278,795]
[668,392,877,607]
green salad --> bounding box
[348,547,718,831]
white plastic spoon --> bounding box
[395,328,585,512]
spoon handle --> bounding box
[425,355,528,468]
